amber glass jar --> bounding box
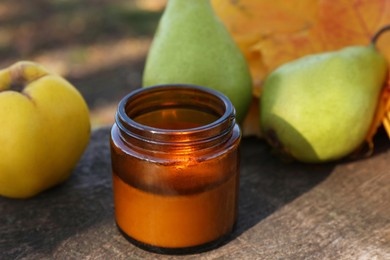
[110,84,241,254]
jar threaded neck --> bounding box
[116,84,236,151]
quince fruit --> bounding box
[0,61,90,198]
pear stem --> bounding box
[371,24,390,47]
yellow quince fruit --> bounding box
[0,61,91,198]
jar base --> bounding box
[116,222,235,255]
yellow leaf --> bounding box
[213,0,390,145]
[365,80,390,151]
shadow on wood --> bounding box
[0,128,114,258]
[230,137,333,240]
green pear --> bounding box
[142,0,252,123]
[260,44,388,163]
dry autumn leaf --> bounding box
[212,0,390,147]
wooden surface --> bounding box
[1,127,390,259]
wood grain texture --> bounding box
[1,127,390,259]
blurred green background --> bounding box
[0,0,167,127]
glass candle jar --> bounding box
[110,84,241,254]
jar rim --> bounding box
[116,84,236,145]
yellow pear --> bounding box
[0,61,90,198]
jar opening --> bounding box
[116,84,236,146]
[133,106,219,130]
